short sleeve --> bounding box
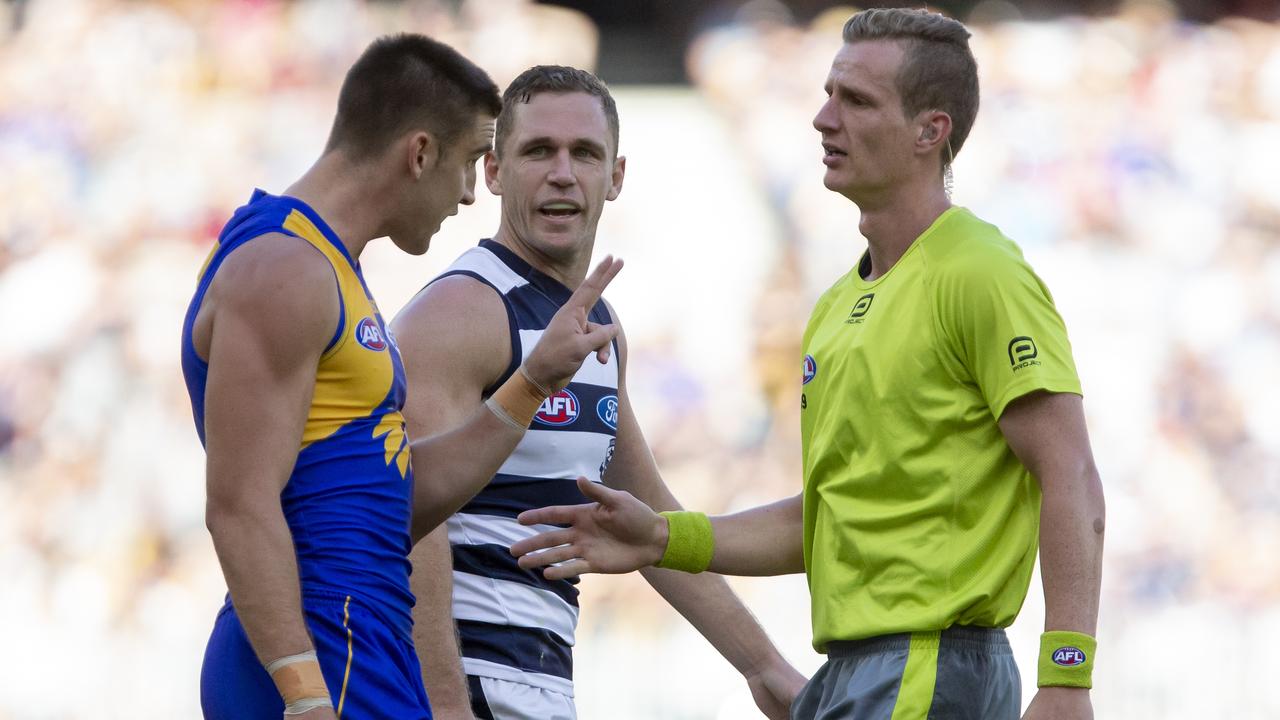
[933,247,1082,419]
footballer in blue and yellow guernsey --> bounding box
[183,35,621,720]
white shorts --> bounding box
[469,675,576,720]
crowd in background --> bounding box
[1,1,1277,717]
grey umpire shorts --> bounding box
[791,626,1020,720]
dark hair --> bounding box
[495,65,619,158]
[326,34,501,155]
[843,8,979,165]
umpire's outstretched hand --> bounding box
[511,476,668,580]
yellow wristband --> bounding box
[1037,631,1096,688]
[487,366,552,429]
[655,511,715,573]
[266,651,331,705]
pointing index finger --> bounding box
[566,256,623,312]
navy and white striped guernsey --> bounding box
[432,239,619,697]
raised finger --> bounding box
[566,256,623,312]
[576,475,623,504]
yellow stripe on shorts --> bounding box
[889,630,941,720]
[337,595,354,718]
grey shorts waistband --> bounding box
[826,625,1011,658]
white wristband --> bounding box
[284,696,334,715]
[265,650,318,675]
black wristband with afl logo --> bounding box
[1037,631,1096,688]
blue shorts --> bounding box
[200,593,432,719]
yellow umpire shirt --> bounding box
[799,206,1082,651]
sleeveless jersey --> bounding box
[434,239,619,696]
[181,189,416,638]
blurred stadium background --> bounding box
[2,0,1279,717]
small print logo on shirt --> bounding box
[597,395,619,430]
[535,389,580,426]
[1008,335,1040,372]
[355,317,387,351]
[1052,647,1086,667]
[845,293,875,324]
[599,437,616,478]
[802,355,818,385]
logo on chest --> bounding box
[597,395,619,430]
[355,317,387,351]
[845,293,875,324]
[599,438,616,479]
[535,389,580,426]
[802,355,818,385]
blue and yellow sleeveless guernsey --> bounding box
[429,239,618,713]
[183,190,429,719]
[799,207,1082,652]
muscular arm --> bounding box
[408,527,473,719]
[511,371,804,583]
[397,276,518,540]
[706,495,805,576]
[998,391,1104,636]
[512,476,804,578]
[998,391,1104,717]
[394,276,512,719]
[403,258,621,540]
[201,237,338,688]
[603,315,806,718]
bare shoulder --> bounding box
[208,232,339,351]
[391,273,511,387]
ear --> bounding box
[484,150,503,195]
[409,131,438,180]
[606,154,626,202]
[914,111,953,158]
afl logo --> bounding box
[356,317,387,351]
[597,395,619,430]
[1052,647,1086,667]
[535,389,580,426]
[802,355,818,385]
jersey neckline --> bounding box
[852,206,967,290]
[252,188,359,272]
[479,238,575,305]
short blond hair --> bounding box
[843,8,979,163]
